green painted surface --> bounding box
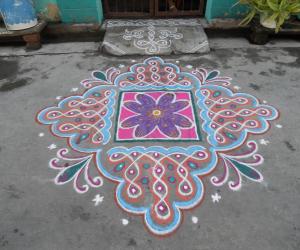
[33,0,103,23]
[57,0,97,9]
[57,0,103,23]
[58,8,101,23]
[205,0,248,21]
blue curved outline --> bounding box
[37,86,116,153]
[195,85,279,151]
[114,57,201,91]
[96,146,217,235]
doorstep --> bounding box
[100,18,210,56]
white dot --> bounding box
[276,124,282,128]
[38,132,44,137]
[121,218,129,226]
[56,96,62,100]
[71,87,78,92]
[198,152,204,157]
[191,216,198,224]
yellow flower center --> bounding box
[152,109,162,117]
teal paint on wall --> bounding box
[57,0,97,9]
[59,8,100,23]
[57,0,103,23]
[33,0,103,23]
[205,0,248,21]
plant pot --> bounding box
[248,17,272,45]
[0,0,37,31]
[260,13,276,29]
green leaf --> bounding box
[279,0,287,10]
[229,158,262,181]
[266,12,279,22]
[275,12,288,33]
[239,9,257,26]
[93,71,107,81]
[57,159,88,183]
[267,0,279,11]
[288,3,300,13]
[206,71,219,80]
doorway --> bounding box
[103,0,205,18]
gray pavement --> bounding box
[0,36,299,250]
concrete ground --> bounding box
[0,34,299,250]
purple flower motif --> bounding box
[121,93,192,138]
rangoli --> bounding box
[37,57,279,236]
[123,24,183,54]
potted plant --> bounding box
[238,0,300,32]
[0,0,38,31]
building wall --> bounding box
[57,0,103,23]
[33,0,103,23]
[205,0,248,21]
[32,0,249,24]
[33,0,60,22]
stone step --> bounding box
[100,19,210,56]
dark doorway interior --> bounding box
[104,0,205,18]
